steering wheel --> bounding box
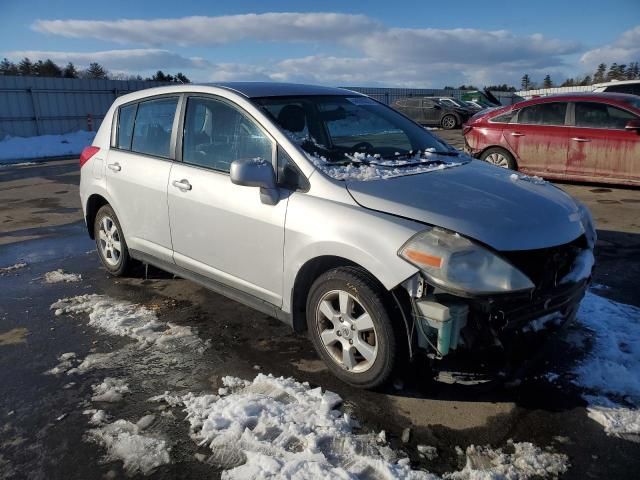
[352,142,374,153]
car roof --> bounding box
[508,92,640,109]
[202,82,361,98]
[593,79,640,88]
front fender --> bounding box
[282,192,422,313]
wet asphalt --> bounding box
[1,139,640,479]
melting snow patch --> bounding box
[0,262,27,274]
[91,378,130,403]
[445,441,569,479]
[45,352,77,375]
[571,292,640,439]
[44,269,82,283]
[509,173,547,184]
[86,419,171,475]
[51,294,209,353]
[560,250,595,284]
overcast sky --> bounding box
[1,0,638,87]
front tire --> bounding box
[441,114,457,130]
[306,267,397,389]
[94,205,131,276]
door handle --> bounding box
[107,162,121,172]
[172,179,192,191]
[572,137,591,142]
[510,132,525,137]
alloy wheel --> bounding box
[98,216,122,267]
[315,290,378,373]
[485,152,510,168]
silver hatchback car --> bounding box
[80,83,596,388]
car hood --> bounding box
[345,160,585,251]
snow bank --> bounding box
[572,292,640,438]
[0,262,27,274]
[44,269,82,283]
[51,294,209,353]
[86,419,171,475]
[445,441,568,479]
[0,130,95,162]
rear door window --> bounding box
[117,104,137,150]
[131,97,179,158]
[575,102,636,129]
[182,96,273,173]
[516,102,567,126]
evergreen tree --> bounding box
[561,78,575,87]
[593,63,607,83]
[175,72,190,83]
[580,75,592,86]
[37,59,62,77]
[18,57,35,76]
[521,74,531,90]
[84,62,108,79]
[543,74,553,88]
[0,58,18,75]
[606,63,619,81]
[62,62,78,78]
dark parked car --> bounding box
[393,97,473,129]
[464,93,640,186]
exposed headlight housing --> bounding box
[577,202,597,249]
[399,228,534,295]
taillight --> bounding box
[80,146,100,168]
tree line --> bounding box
[0,57,190,83]
[521,62,640,90]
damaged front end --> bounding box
[399,231,594,384]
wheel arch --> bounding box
[85,193,110,239]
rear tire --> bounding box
[306,267,397,389]
[94,205,131,276]
[480,147,517,169]
[441,114,457,130]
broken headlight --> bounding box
[399,227,534,295]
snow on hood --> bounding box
[346,160,585,251]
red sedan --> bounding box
[463,93,640,186]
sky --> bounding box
[0,0,639,88]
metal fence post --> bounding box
[28,87,40,136]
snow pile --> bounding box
[0,262,27,274]
[509,173,547,185]
[51,294,209,353]
[44,269,82,283]
[179,373,435,479]
[91,378,130,402]
[305,151,465,182]
[560,250,595,284]
[86,418,171,475]
[0,130,95,162]
[445,441,569,479]
[572,292,640,439]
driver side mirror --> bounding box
[624,119,640,132]
[230,158,280,205]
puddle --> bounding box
[0,328,28,346]
[0,221,93,266]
